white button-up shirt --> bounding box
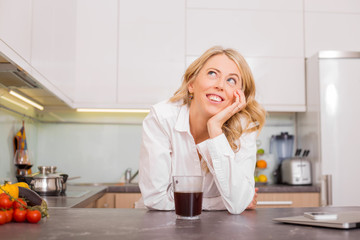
[139,100,257,214]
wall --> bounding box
[0,107,38,183]
[36,122,142,183]
[1,108,295,184]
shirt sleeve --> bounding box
[138,108,175,210]
[196,131,257,214]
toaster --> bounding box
[281,158,312,185]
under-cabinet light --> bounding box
[0,96,29,110]
[9,90,44,110]
[76,108,150,113]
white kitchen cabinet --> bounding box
[31,0,77,105]
[186,5,305,111]
[246,57,305,112]
[0,0,32,69]
[304,12,360,58]
[187,0,303,11]
[304,0,360,13]
[73,0,118,107]
[186,9,304,57]
[117,0,185,108]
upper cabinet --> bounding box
[117,0,185,108]
[0,0,32,72]
[7,0,360,112]
[31,0,77,105]
[186,9,303,57]
[186,0,305,111]
[0,0,32,61]
[73,0,118,107]
[304,0,360,58]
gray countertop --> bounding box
[256,184,320,193]
[44,184,320,209]
[43,186,107,208]
[107,183,320,193]
[1,207,359,239]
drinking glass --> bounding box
[172,176,204,220]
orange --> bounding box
[256,160,267,169]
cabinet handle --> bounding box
[257,201,293,206]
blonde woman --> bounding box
[138,46,266,214]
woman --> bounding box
[138,46,266,214]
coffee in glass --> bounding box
[172,176,204,220]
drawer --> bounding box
[257,192,320,208]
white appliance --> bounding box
[297,51,360,206]
[281,158,312,185]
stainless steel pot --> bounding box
[30,166,64,196]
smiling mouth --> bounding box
[206,94,224,102]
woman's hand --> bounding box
[246,187,258,210]
[207,89,246,138]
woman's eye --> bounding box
[208,71,217,78]
[227,78,237,85]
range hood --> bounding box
[0,55,70,110]
[0,62,40,89]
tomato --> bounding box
[0,211,6,225]
[0,195,13,209]
[26,209,41,224]
[4,209,13,222]
[0,193,8,198]
[13,198,27,209]
[13,208,27,222]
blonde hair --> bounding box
[170,46,266,151]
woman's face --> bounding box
[188,54,242,117]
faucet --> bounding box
[124,168,139,184]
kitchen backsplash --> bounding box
[0,108,296,183]
[0,108,38,182]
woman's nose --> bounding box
[214,78,225,90]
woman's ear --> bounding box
[188,82,194,94]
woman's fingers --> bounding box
[231,89,246,114]
[207,89,247,138]
[246,187,259,210]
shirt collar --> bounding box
[174,103,191,133]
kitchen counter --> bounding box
[43,186,107,208]
[44,183,319,209]
[256,184,320,193]
[107,183,320,193]
[1,207,359,239]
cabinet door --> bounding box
[304,13,360,58]
[95,193,115,208]
[0,0,32,71]
[115,193,142,208]
[0,0,32,61]
[186,7,305,112]
[257,192,320,208]
[187,0,303,11]
[31,0,77,104]
[246,57,305,112]
[186,9,304,57]
[117,0,185,108]
[74,0,118,107]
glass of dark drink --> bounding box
[172,176,203,220]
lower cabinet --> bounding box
[94,193,142,208]
[257,192,320,208]
[92,192,320,209]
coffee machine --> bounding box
[269,132,294,184]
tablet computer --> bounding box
[273,211,360,229]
